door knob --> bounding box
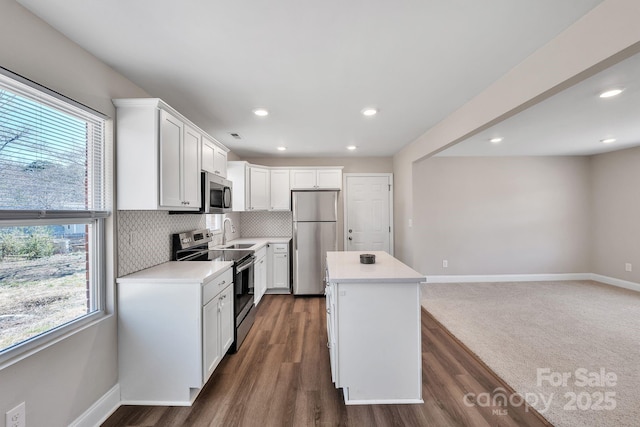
[348,237,352,241]
[348,229,352,233]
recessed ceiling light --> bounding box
[601,138,616,144]
[253,108,269,116]
[599,88,624,98]
[490,137,503,144]
[361,108,377,117]
[347,145,357,151]
[277,146,287,151]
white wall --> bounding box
[413,157,591,275]
[393,0,640,268]
[591,146,640,283]
[0,1,148,425]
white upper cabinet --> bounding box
[316,169,342,189]
[229,162,343,211]
[270,169,290,210]
[158,110,184,208]
[114,98,227,211]
[202,135,228,178]
[249,166,270,211]
[227,161,270,211]
[290,168,343,190]
[213,147,228,178]
[182,124,202,208]
[289,169,316,189]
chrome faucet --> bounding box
[222,217,236,245]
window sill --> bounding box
[0,311,112,370]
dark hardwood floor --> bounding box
[103,295,552,427]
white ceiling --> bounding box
[438,49,640,157]
[18,0,603,158]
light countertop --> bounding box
[215,236,291,251]
[326,251,426,284]
[117,260,233,284]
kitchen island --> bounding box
[325,251,425,405]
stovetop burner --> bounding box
[203,249,254,262]
[171,229,254,263]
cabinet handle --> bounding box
[220,280,226,285]
[326,307,331,314]
[327,341,331,349]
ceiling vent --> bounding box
[230,133,241,139]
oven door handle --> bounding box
[175,249,209,262]
[236,256,256,273]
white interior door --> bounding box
[345,174,392,254]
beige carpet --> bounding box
[421,280,640,427]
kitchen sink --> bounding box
[220,243,255,249]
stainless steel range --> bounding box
[172,229,256,353]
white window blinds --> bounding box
[0,69,108,217]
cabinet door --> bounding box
[326,283,338,384]
[213,147,227,178]
[203,297,221,381]
[249,167,270,210]
[183,125,202,208]
[316,169,342,189]
[270,169,290,210]
[219,285,234,354]
[272,252,289,288]
[290,169,317,189]
[201,136,216,173]
[159,110,184,208]
[255,256,267,305]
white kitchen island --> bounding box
[325,251,425,405]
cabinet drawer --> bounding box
[203,268,233,305]
[255,246,267,260]
[272,243,288,253]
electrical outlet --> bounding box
[442,260,448,268]
[625,263,632,272]
[6,402,25,427]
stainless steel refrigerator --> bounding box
[292,191,338,295]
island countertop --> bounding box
[326,251,426,284]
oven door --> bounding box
[234,256,255,322]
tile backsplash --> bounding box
[240,211,292,238]
[117,211,240,277]
[116,210,287,277]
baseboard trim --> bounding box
[590,274,640,293]
[69,383,121,427]
[425,273,591,283]
[424,272,640,293]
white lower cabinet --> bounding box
[203,283,233,380]
[267,243,290,291]
[118,267,233,405]
[254,246,267,305]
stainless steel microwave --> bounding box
[203,172,232,213]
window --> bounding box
[206,214,223,235]
[0,68,108,359]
